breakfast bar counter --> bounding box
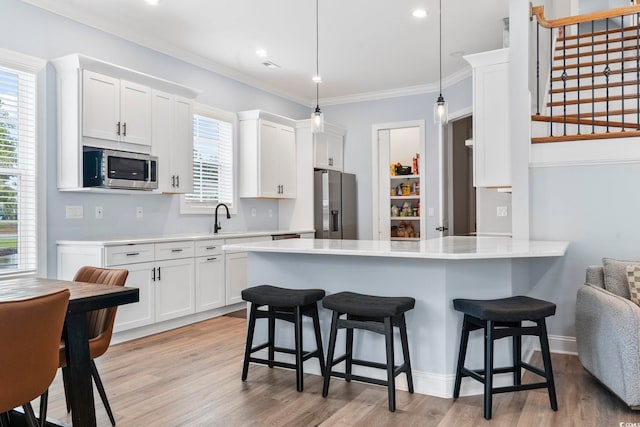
[223,236,569,398]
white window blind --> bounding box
[0,65,37,274]
[182,109,234,214]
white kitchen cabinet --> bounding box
[224,235,272,305]
[152,90,194,193]
[238,110,297,199]
[464,48,510,188]
[83,70,152,148]
[224,251,247,305]
[113,262,155,332]
[314,129,344,171]
[195,240,225,312]
[154,257,195,322]
[51,54,198,191]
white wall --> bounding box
[2,0,310,278]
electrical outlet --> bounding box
[268,209,273,218]
[251,207,257,217]
[136,206,143,219]
[95,206,103,219]
[65,205,83,219]
[497,206,508,217]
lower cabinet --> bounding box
[225,252,248,305]
[56,233,297,336]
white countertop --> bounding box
[57,230,315,246]
[223,236,569,260]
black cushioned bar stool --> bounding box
[321,291,415,412]
[241,285,326,392]
[452,295,558,420]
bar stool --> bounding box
[241,285,326,392]
[452,295,558,420]
[321,291,415,412]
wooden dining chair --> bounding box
[40,266,128,427]
[0,289,70,427]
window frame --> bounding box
[180,103,238,215]
[0,48,46,278]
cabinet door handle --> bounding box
[116,121,121,136]
[329,157,333,166]
[123,122,127,136]
[176,175,180,188]
[171,248,183,253]
[125,252,140,256]
[152,267,156,282]
[206,257,217,261]
[205,246,217,250]
[172,175,176,187]
[157,266,161,281]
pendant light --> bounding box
[311,0,324,133]
[434,0,448,125]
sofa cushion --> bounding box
[626,265,640,306]
[603,258,637,299]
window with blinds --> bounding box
[181,106,235,214]
[0,64,37,274]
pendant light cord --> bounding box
[439,0,442,96]
[316,0,320,108]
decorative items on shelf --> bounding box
[390,202,420,217]
[412,153,419,175]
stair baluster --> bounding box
[592,20,596,134]
[621,15,625,131]
[550,29,554,136]
[537,22,541,115]
[562,25,568,136]
[577,22,581,135]
[605,18,610,133]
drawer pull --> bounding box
[171,248,183,253]
[126,252,140,256]
[206,257,217,261]
[205,246,217,250]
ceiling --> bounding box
[20,0,509,105]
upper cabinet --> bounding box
[238,110,297,199]
[151,90,194,193]
[52,54,198,192]
[314,127,344,172]
[83,71,152,147]
[464,48,510,188]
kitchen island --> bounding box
[223,236,569,398]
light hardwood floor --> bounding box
[43,315,640,426]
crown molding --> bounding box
[317,67,472,107]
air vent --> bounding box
[262,60,281,69]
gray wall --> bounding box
[2,0,310,278]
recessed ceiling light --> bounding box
[145,0,159,5]
[412,9,428,18]
[262,61,281,69]
[312,75,322,83]
[256,49,268,57]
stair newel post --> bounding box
[592,20,596,134]
[577,22,581,135]
[536,22,540,115]
[605,18,611,133]
[621,15,625,132]
[562,25,568,136]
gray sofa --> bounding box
[576,264,640,409]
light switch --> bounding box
[251,207,257,217]
[136,207,143,219]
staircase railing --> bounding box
[530,3,640,143]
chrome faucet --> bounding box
[214,203,231,234]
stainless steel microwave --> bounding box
[83,147,158,190]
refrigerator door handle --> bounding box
[331,210,340,232]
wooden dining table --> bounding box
[0,277,139,427]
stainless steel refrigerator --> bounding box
[314,170,357,239]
